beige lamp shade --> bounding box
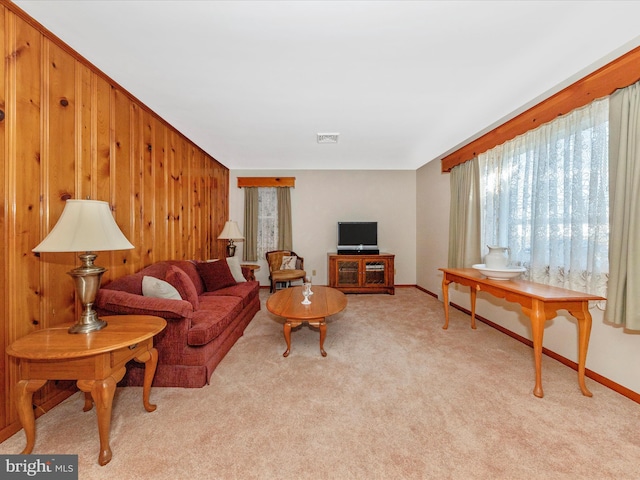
[217,220,244,241]
[33,199,134,253]
[218,220,243,257]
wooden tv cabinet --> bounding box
[328,253,395,294]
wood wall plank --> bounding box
[0,4,229,442]
[0,3,7,433]
[10,14,41,341]
[189,145,200,259]
[168,130,179,259]
[94,77,111,208]
[130,102,142,270]
[43,41,77,330]
[154,120,168,260]
[141,110,155,266]
[111,87,133,280]
[76,64,92,198]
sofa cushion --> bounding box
[188,296,244,346]
[196,260,237,291]
[95,289,194,319]
[202,281,260,309]
[165,265,200,309]
[142,276,182,300]
[166,260,205,296]
[103,262,173,295]
[103,271,145,295]
[226,256,247,283]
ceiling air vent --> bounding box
[317,133,339,144]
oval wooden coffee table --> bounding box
[266,285,347,357]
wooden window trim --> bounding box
[441,45,640,172]
[237,177,295,188]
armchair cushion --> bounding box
[196,260,237,291]
[280,255,297,270]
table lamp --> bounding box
[218,220,244,257]
[32,199,134,334]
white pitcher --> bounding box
[485,246,509,269]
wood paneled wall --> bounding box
[0,4,229,442]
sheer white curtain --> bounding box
[479,98,609,295]
[257,187,278,260]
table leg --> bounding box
[569,302,594,397]
[83,392,93,412]
[469,286,477,330]
[14,379,47,454]
[529,300,546,398]
[283,321,292,357]
[442,276,451,329]
[319,319,327,357]
[77,367,125,466]
[135,347,159,412]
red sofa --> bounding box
[95,259,260,388]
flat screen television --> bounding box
[337,222,379,254]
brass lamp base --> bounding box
[68,317,107,334]
[67,252,108,334]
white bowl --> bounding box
[472,264,526,280]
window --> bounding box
[478,97,609,296]
[242,181,293,262]
[257,187,278,259]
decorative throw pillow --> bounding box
[142,276,182,300]
[165,265,199,309]
[226,256,247,283]
[196,259,237,291]
[280,255,297,270]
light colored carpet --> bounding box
[2,288,639,479]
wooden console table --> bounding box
[6,315,166,466]
[439,268,605,398]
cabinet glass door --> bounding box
[364,261,386,285]
[337,260,359,286]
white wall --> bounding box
[416,159,640,396]
[416,159,450,295]
[229,169,416,288]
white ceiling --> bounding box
[13,0,640,170]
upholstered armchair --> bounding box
[266,250,307,293]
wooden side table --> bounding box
[241,263,261,281]
[6,315,166,466]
